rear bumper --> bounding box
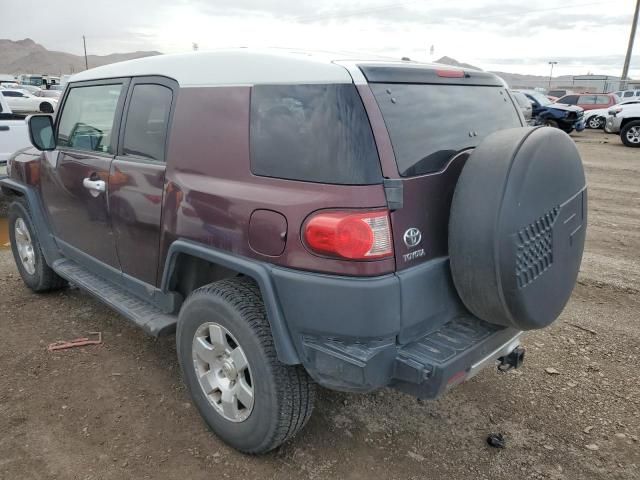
[270,258,523,398]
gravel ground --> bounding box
[0,128,638,480]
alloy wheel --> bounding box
[626,126,640,144]
[14,218,36,275]
[192,322,254,422]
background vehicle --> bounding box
[0,95,29,177]
[33,88,62,99]
[1,50,587,454]
[585,98,640,129]
[555,93,620,111]
[510,90,533,123]
[13,84,41,95]
[548,89,574,98]
[613,89,640,99]
[517,89,585,133]
[605,103,640,147]
[0,88,57,113]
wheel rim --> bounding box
[588,117,601,128]
[626,126,640,144]
[14,218,36,275]
[192,322,254,422]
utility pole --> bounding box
[83,35,89,70]
[548,61,558,90]
[621,0,640,89]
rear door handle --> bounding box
[83,178,106,197]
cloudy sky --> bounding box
[4,0,640,77]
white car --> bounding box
[605,103,640,147]
[585,98,640,129]
[0,88,57,113]
[0,94,31,176]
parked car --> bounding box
[0,88,57,113]
[547,89,574,98]
[0,95,30,177]
[605,103,640,147]
[554,93,620,111]
[33,88,62,99]
[510,90,533,123]
[1,50,587,454]
[517,89,585,133]
[585,98,640,129]
[613,90,640,99]
[15,84,42,95]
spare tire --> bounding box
[449,127,587,330]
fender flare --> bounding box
[161,239,300,365]
[0,178,60,265]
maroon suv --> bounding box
[1,50,587,454]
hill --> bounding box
[0,38,160,75]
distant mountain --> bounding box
[435,56,482,71]
[0,38,161,75]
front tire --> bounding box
[8,199,66,292]
[620,120,640,148]
[587,116,604,129]
[39,102,54,113]
[176,277,315,454]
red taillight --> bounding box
[304,210,393,260]
[436,69,465,78]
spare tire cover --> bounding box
[449,127,587,330]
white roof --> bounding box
[69,49,399,87]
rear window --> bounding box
[250,84,381,185]
[370,84,521,177]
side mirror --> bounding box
[28,115,55,151]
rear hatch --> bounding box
[358,64,523,271]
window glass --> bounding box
[595,96,611,105]
[560,95,579,105]
[122,84,173,162]
[371,84,521,176]
[623,91,634,97]
[579,95,597,104]
[2,91,20,97]
[250,84,381,185]
[57,84,123,153]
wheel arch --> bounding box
[161,239,300,365]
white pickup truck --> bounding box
[0,94,31,177]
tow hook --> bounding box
[498,346,525,372]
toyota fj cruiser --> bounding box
[1,50,587,454]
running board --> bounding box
[52,258,177,336]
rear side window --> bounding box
[370,84,521,177]
[595,95,611,105]
[250,84,381,185]
[57,84,123,153]
[579,95,597,104]
[122,84,173,162]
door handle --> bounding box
[83,177,106,197]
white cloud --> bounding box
[3,0,639,77]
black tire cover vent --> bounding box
[449,127,587,330]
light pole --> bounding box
[548,61,558,91]
[82,35,88,70]
[621,0,639,90]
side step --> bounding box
[52,259,177,336]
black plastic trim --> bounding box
[0,178,61,264]
[359,64,504,86]
[161,239,300,365]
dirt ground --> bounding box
[0,128,638,480]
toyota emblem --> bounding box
[403,227,422,248]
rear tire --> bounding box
[620,120,640,148]
[8,199,67,292]
[176,277,315,454]
[543,119,559,129]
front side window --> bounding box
[250,84,381,185]
[122,84,173,162]
[560,95,579,105]
[57,84,123,153]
